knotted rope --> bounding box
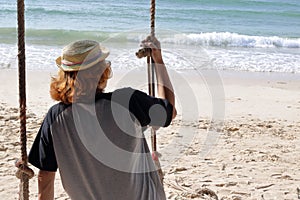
[17,0,34,199]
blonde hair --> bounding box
[50,61,112,104]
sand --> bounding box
[0,69,300,199]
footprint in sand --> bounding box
[277,81,287,84]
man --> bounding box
[18,36,176,199]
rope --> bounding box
[17,0,26,168]
[17,0,33,199]
[148,0,164,185]
[150,0,155,37]
[135,0,163,185]
[149,0,156,153]
[147,58,156,152]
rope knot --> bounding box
[15,159,34,179]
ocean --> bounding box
[0,0,300,73]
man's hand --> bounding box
[141,35,177,120]
[140,36,164,64]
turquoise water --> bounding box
[0,0,300,72]
[1,0,300,37]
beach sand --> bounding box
[0,69,299,199]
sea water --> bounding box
[0,0,300,73]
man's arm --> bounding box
[142,36,177,119]
[38,170,56,200]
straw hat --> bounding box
[56,40,110,71]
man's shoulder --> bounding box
[114,87,136,93]
[110,87,152,104]
[113,87,148,97]
[45,102,70,123]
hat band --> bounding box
[61,51,103,68]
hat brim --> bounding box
[56,46,110,72]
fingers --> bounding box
[140,35,161,50]
[138,35,163,63]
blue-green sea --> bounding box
[0,0,300,73]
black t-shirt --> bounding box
[28,88,173,171]
[28,87,172,200]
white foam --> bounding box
[1,40,299,74]
[0,44,60,70]
[160,32,300,48]
[0,44,18,69]
[204,48,300,73]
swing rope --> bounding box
[136,0,164,184]
[149,0,157,152]
[16,0,34,199]
[148,0,164,184]
[150,0,155,37]
[147,56,157,151]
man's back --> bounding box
[30,88,170,199]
